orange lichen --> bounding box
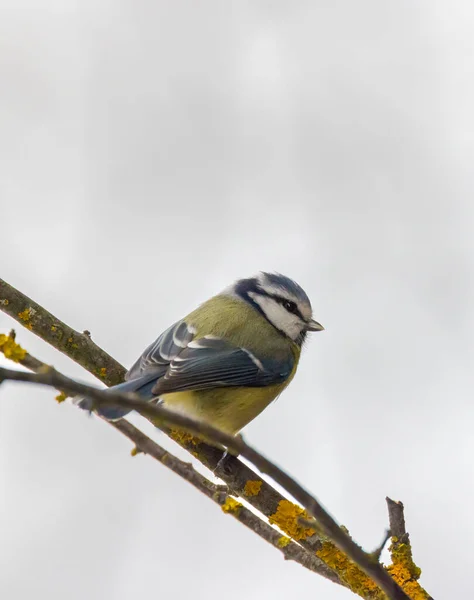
[269,500,315,541]
[386,538,429,599]
[244,480,262,497]
[130,446,142,457]
[316,540,383,598]
[55,392,68,403]
[0,333,27,362]
[313,535,430,599]
[221,497,242,515]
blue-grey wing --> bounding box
[125,320,195,380]
[152,336,293,395]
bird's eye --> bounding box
[283,300,298,314]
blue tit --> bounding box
[76,272,323,434]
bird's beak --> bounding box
[306,319,324,332]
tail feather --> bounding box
[74,374,159,421]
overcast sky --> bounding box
[1,2,474,599]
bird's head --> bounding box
[229,272,324,345]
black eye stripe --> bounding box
[236,280,306,323]
[271,295,304,320]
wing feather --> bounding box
[125,320,195,380]
[152,336,293,395]
[125,323,293,396]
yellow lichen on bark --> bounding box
[66,337,79,349]
[316,540,383,599]
[0,333,27,362]
[18,308,32,321]
[386,538,429,600]
[244,480,262,497]
[55,392,68,403]
[169,429,201,446]
[17,308,34,330]
[315,536,430,599]
[96,367,107,380]
[269,500,315,541]
[221,497,242,515]
[277,536,291,548]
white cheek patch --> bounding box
[248,292,302,340]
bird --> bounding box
[75,272,323,434]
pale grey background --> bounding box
[1,2,473,598]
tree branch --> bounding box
[0,325,342,586]
[0,277,434,599]
[0,280,339,559]
[0,336,338,584]
[111,419,332,577]
[385,498,433,600]
[386,498,408,543]
[0,278,125,385]
[0,363,413,600]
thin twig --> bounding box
[371,530,392,561]
[0,364,412,600]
